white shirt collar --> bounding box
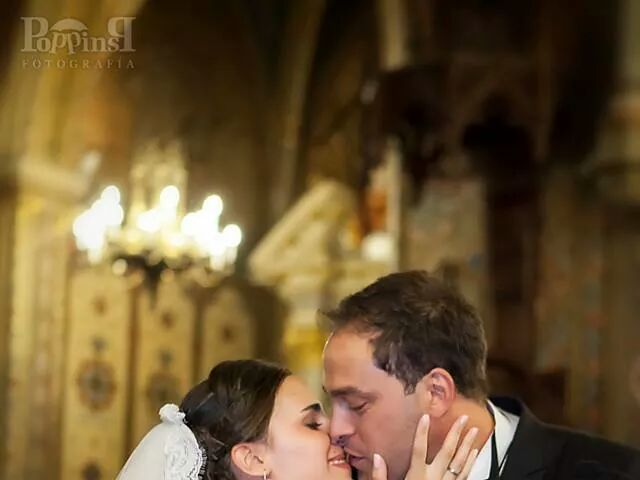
[467,400,520,480]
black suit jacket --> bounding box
[493,397,640,480]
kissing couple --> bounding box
[117,271,640,480]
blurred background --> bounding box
[1,0,640,478]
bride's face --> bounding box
[265,376,352,480]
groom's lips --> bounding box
[345,451,368,469]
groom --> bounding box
[322,271,640,480]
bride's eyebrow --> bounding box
[300,403,322,413]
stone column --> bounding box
[589,0,640,448]
[600,211,640,448]
[377,0,411,70]
[535,167,607,430]
[1,159,85,480]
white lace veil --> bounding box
[116,404,205,480]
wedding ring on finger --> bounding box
[446,466,460,477]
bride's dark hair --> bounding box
[181,359,291,480]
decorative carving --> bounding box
[146,351,180,414]
[221,325,236,343]
[76,360,116,411]
[92,337,107,353]
[92,296,107,316]
[161,310,175,329]
[249,180,358,283]
[81,462,102,480]
[145,372,180,414]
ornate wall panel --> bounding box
[131,281,196,444]
[60,268,131,480]
[58,270,262,479]
[199,286,255,379]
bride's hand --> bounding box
[371,414,479,480]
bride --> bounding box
[116,359,477,480]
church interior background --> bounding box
[1,0,640,478]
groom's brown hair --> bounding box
[325,270,488,399]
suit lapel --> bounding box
[490,397,567,480]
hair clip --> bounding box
[208,435,228,461]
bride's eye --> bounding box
[305,420,324,430]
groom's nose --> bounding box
[329,407,356,444]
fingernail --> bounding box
[421,414,430,424]
[469,427,479,437]
[373,453,382,469]
[459,415,469,425]
[471,448,479,457]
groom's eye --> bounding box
[348,402,367,413]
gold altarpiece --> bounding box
[60,269,255,480]
[249,180,392,396]
[0,159,258,480]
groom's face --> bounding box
[323,329,422,480]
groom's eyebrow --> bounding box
[325,386,370,398]
[301,403,322,413]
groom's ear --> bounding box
[230,442,269,477]
[415,368,456,418]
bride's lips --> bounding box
[328,452,351,471]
